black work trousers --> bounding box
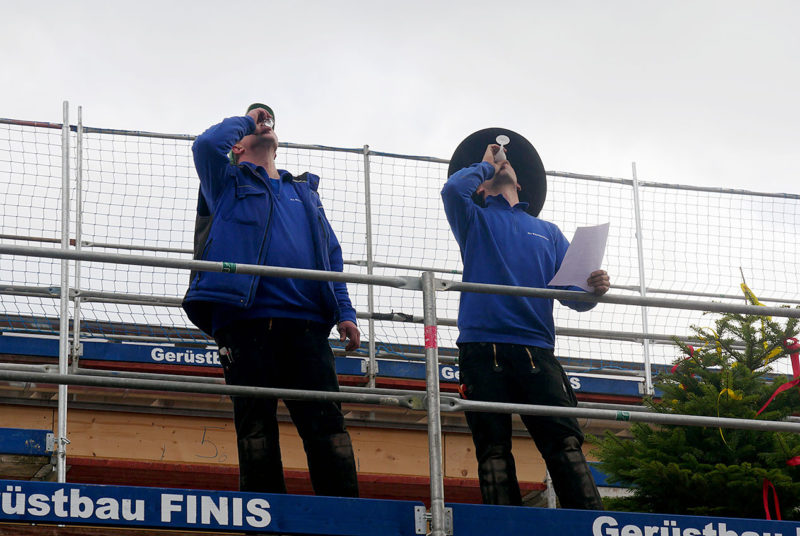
[215,317,359,498]
[458,342,602,509]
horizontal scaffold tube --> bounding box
[0,369,418,409]
[2,243,799,318]
[442,397,800,433]
[1,369,798,433]
[444,280,800,318]
[0,243,416,289]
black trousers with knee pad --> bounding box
[458,342,601,509]
[215,317,359,498]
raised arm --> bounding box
[191,115,256,203]
[441,145,502,246]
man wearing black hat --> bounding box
[442,140,609,509]
[183,104,360,498]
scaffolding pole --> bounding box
[363,145,377,388]
[0,368,799,433]
[631,162,654,395]
[423,272,447,536]
[2,243,800,319]
[56,101,70,483]
[71,105,83,373]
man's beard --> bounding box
[493,169,517,186]
[250,133,276,152]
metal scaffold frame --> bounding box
[1,243,800,535]
[1,102,800,535]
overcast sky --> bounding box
[2,0,798,193]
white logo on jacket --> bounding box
[527,232,549,241]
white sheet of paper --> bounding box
[548,223,610,292]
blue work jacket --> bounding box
[182,115,357,336]
[442,161,594,348]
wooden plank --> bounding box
[66,409,238,466]
[66,410,436,476]
[443,432,548,481]
[0,454,52,479]
[350,427,430,476]
[0,405,54,431]
[0,404,596,483]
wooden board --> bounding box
[0,404,598,485]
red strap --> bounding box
[756,339,800,416]
[763,479,781,520]
[671,345,694,374]
[787,338,800,378]
[764,340,800,469]
[756,378,800,416]
[424,325,437,349]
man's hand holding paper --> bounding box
[548,223,610,295]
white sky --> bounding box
[2,0,798,193]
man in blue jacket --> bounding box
[442,142,609,509]
[183,104,360,497]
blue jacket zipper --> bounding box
[242,165,275,307]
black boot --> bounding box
[304,432,359,497]
[477,445,522,505]
[543,436,604,510]
[237,435,287,494]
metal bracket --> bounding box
[414,505,426,534]
[414,506,453,535]
[396,275,451,292]
[444,507,453,535]
[360,359,378,375]
[68,342,83,372]
[70,342,84,358]
[45,432,55,453]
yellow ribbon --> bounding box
[741,282,772,357]
[717,387,741,448]
[698,327,723,360]
[741,282,766,308]
[719,388,742,400]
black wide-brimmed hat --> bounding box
[447,127,547,217]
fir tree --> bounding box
[594,286,800,519]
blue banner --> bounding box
[0,335,646,397]
[2,480,796,536]
[0,480,421,535]
[0,428,53,455]
[449,502,800,536]
[84,341,222,367]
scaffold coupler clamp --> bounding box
[414,505,453,535]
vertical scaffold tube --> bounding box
[422,271,446,536]
[57,101,71,483]
[363,145,377,388]
[631,162,654,395]
[71,106,83,372]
